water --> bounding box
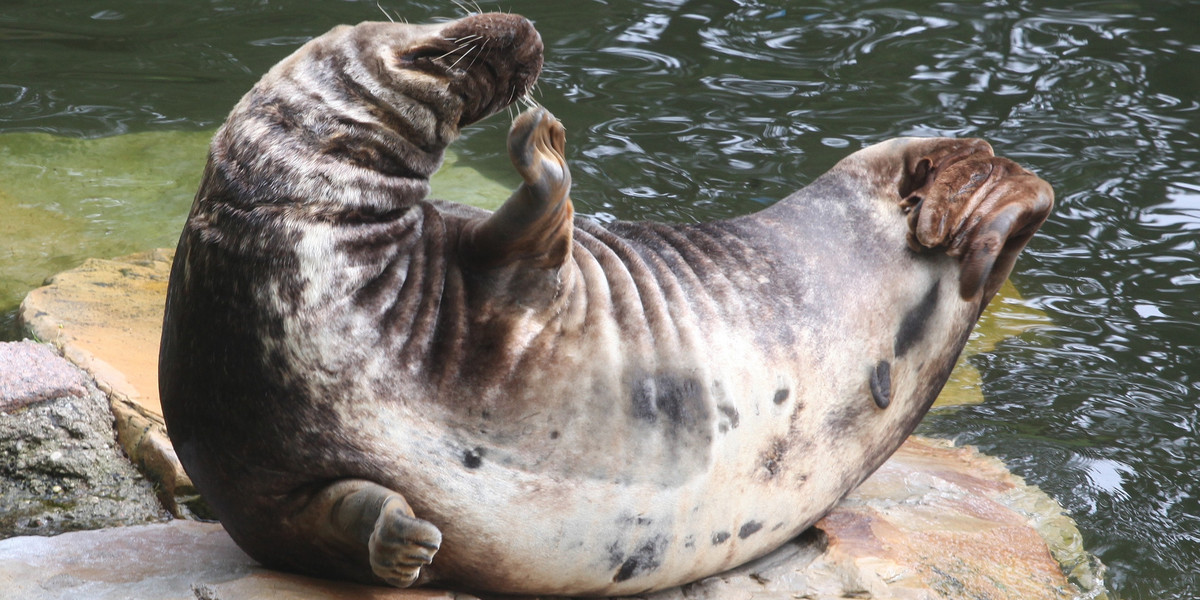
[2,0,1198,597]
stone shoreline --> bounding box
[0,251,1108,599]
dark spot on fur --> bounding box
[630,374,706,428]
[712,531,731,545]
[870,360,892,409]
[611,536,667,583]
[738,521,763,539]
[631,379,657,421]
[763,458,780,477]
[772,388,789,405]
[894,281,941,357]
[613,559,639,583]
[759,437,789,480]
[549,430,559,439]
[462,447,484,469]
[772,522,784,532]
[606,541,624,570]
[718,404,740,429]
[825,401,868,433]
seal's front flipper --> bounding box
[460,106,574,269]
[302,479,442,588]
[897,139,1054,303]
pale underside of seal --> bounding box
[159,11,1054,597]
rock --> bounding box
[0,340,168,537]
[18,249,197,516]
[0,437,1104,600]
[0,520,461,600]
[0,339,90,413]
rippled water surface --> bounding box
[2,1,1198,597]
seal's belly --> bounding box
[333,286,914,593]
[355,352,879,594]
[277,193,951,593]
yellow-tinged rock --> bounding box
[0,130,209,320]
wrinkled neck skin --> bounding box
[207,31,445,220]
[191,16,541,232]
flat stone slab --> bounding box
[0,520,453,600]
[0,437,1101,600]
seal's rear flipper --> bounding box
[897,139,1054,303]
[460,107,574,270]
[299,479,442,588]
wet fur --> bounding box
[160,12,1053,597]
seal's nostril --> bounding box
[900,157,933,199]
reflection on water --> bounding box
[1,0,1198,597]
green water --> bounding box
[2,1,1198,597]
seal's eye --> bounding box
[398,45,446,66]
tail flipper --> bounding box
[460,107,574,270]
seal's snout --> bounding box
[897,139,1053,302]
[441,13,544,126]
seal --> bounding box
[159,11,1054,597]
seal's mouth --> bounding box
[405,13,543,128]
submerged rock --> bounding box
[0,340,168,537]
[0,130,211,336]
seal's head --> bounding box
[329,14,545,131]
[201,13,542,216]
